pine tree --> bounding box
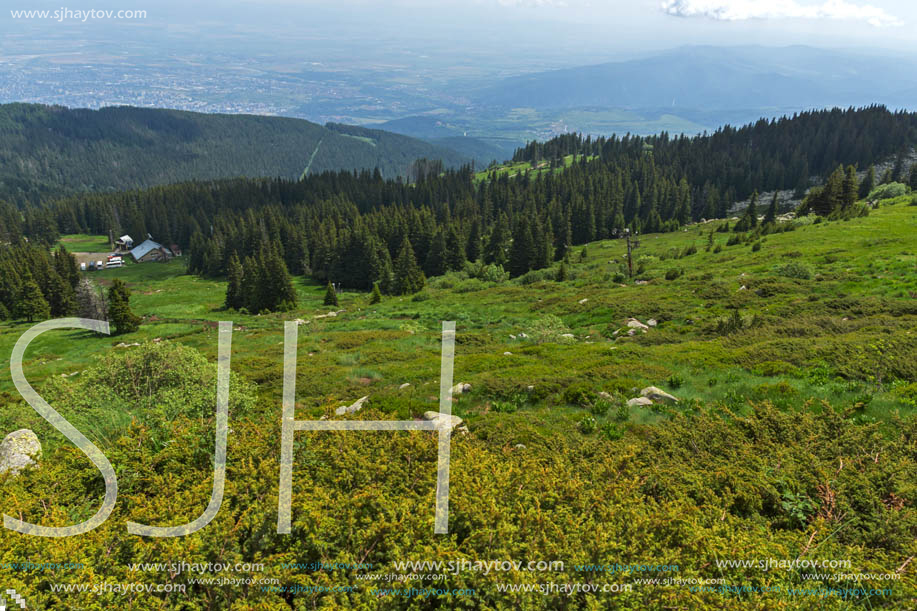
[746,191,759,227]
[323,281,338,306]
[445,225,466,271]
[909,164,917,190]
[860,165,876,199]
[15,269,50,323]
[425,229,447,277]
[369,282,382,304]
[465,219,482,262]
[393,237,425,295]
[240,255,259,312]
[842,165,858,208]
[46,270,75,317]
[508,219,535,277]
[224,253,244,310]
[764,192,778,225]
[108,278,140,334]
[484,214,509,266]
[555,261,568,282]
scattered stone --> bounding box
[578,298,588,305]
[518,332,529,339]
[526,385,535,392]
[561,333,575,339]
[423,411,463,429]
[635,280,648,285]
[641,386,680,404]
[504,351,513,356]
[0,429,41,476]
[399,383,412,390]
[626,318,649,330]
[335,395,369,416]
[451,382,472,395]
[647,319,658,327]
[515,443,526,450]
[314,310,344,320]
[293,318,309,326]
[738,285,747,291]
[115,342,140,348]
[509,334,516,340]
[457,425,470,436]
[627,397,653,408]
[598,391,614,401]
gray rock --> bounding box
[399,383,412,390]
[335,395,370,416]
[515,443,526,449]
[626,318,649,330]
[627,397,653,408]
[647,319,658,327]
[423,411,463,429]
[641,386,680,404]
[578,298,588,305]
[0,429,41,476]
[451,382,472,395]
[504,351,513,356]
[598,391,614,401]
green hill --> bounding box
[0,103,471,205]
[1,196,915,609]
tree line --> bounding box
[3,105,916,312]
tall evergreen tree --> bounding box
[425,229,447,277]
[842,165,859,208]
[224,253,244,310]
[465,218,482,262]
[484,214,509,266]
[445,225,466,271]
[508,218,535,277]
[15,269,50,323]
[764,192,778,225]
[393,237,425,295]
[108,278,140,334]
[860,165,876,198]
[324,281,338,306]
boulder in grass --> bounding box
[626,318,649,330]
[640,386,680,404]
[451,382,472,395]
[335,395,369,416]
[627,397,653,408]
[423,411,463,429]
[0,429,41,476]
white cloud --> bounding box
[661,0,903,27]
[495,0,568,7]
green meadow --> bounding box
[1,196,915,609]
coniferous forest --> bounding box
[2,106,915,313]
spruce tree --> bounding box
[324,281,338,306]
[484,215,509,266]
[224,253,244,310]
[860,165,876,199]
[842,165,858,208]
[764,192,778,225]
[369,282,382,304]
[445,225,466,271]
[465,219,482,263]
[108,278,140,334]
[425,229,447,277]
[555,261,568,282]
[16,270,50,323]
[393,237,425,295]
[508,219,534,278]
[909,164,917,190]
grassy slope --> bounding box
[5,197,915,427]
[1,198,915,609]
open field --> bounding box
[1,197,915,609]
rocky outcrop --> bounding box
[0,429,41,476]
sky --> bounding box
[3,0,917,66]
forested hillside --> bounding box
[6,106,915,309]
[0,104,470,205]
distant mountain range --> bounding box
[0,104,472,205]
[474,45,917,114]
[378,46,917,146]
